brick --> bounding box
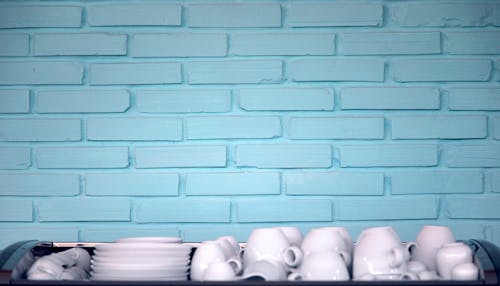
[0,119,81,142]
[290,116,384,139]
[135,146,226,168]
[135,199,230,223]
[186,116,281,139]
[391,171,483,194]
[290,59,384,82]
[340,144,438,167]
[344,32,440,55]
[0,62,83,85]
[0,5,81,28]
[448,88,500,110]
[491,171,500,193]
[495,116,500,140]
[185,172,280,195]
[131,33,226,57]
[0,199,32,222]
[136,89,231,113]
[81,227,179,243]
[88,3,181,26]
[34,33,127,56]
[446,145,500,167]
[392,115,487,139]
[90,63,181,85]
[286,2,382,27]
[236,199,332,222]
[36,147,129,169]
[393,59,491,82]
[445,31,500,54]
[235,144,331,168]
[87,117,182,141]
[0,89,30,113]
[86,173,178,196]
[341,87,440,110]
[0,174,79,196]
[188,3,281,27]
[37,198,130,222]
[187,61,282,84]
[0,227,78,249]
[391,3,500,27]
[285,172,384,196]
[446,195,500,218]
[0,147,30,170]
[495,60,500,82]
[335,196,438,220]
[36,90,129,113]
[0,34,29,56]
[238,88,334,111]
[231,33,335,56]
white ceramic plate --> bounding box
[115,237,182,244]
[91,259,189,267]
[94,243,192,252]
[90,273,188,281]
[90,268,189,276]
[91,263,189,272]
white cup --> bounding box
[418,270,440,281]
[28,257,65,279]
[412,225,455,271]
[243,228,302,268]
[301,228,351,266]
[190,242,242,281]
[217,236,240,255]
[275,226,303,246]
[241,260,287,281]
[451,262,478,281]
[353,226,412,280]
[436,242,472,280]
[317,227,353,254]
[288,252,349,281]
[202,262,237,281]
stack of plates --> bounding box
[90,237,192,281]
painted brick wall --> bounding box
[0,0,500,248]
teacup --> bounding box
[243,228,302,268]
[288,251,349,281]
[218,236,240,255]
[407,260,426,274]
[451,262,478,281]
[202,261,237,281]
[353,226,413,279]
[190,242,242,281]
[411,225,455,271]
[301,227,351,266]
[418,270,440,281]
[436,242,472,280]
[241,260,287,281]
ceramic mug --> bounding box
[202,261,237,281]
[451,262,478,281]
[243,228,302,267]
[288,251,349,281]
[190,242,242,281]
[301,227,351,266]
[436,242,472,280]
[353,226,413,279]
[411,225,455,271]
[317,227,353,255]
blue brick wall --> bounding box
[0,0,500,248]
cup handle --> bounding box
[227,257,243,275]
[388,247,405,268]
[288,271,302,281]
[405,242,417,260]
[283,246,303,267]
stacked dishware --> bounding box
[90,237,191,281]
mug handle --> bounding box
[405,241,417,260]
[227,257,243,275]
[283,245,303,267]
[287,271,302,281]
[388,247,405,268]
[339,250,352,267]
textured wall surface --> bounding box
[0,0,499,248]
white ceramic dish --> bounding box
[115,237,182,244]
[94,243,191,251]
[91,258,189,267]
[91,263,189,272]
